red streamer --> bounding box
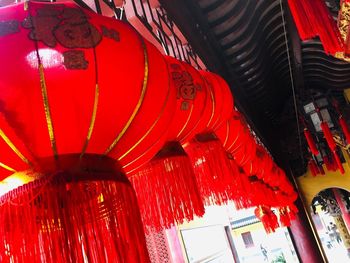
[321,121,336,151]
[333,151,345,174]
[339,116,350,145]
[303,128,319,155]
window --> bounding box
[241,231,254,248]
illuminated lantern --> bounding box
[184,71,235,205]
[129,56,207,232]
[0,1,177,261]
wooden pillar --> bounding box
[288,198,328,262]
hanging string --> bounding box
[279,0,304,166]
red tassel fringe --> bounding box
[0,171,150,263]
[130,151,205,233]
[184,133,235,206]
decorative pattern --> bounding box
[63,50,88,69]
[0,20,19,37]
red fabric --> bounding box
[288,0,343,54]
[304,129,319,155]
[0,1,175,179]
[339,116,350,145]
[0,158,150,262]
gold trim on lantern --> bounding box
[0,129,32,166]
[104,38,149,155]
[223,120,230,147]
[81,83,100,157]
[207,85,215,128]
[0,162,16,173]
[118,67,172,161]
[39,63,58,158]
[176,104,194,139]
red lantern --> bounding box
[0,1,178,260]
[0,1,175,175]
[320,121,344,174]
[183,71,235,206]
[128,56,207,232]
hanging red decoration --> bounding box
[279,207,292,227]
[0,1,180,260]
[130,142,204,232]
[320,121,344,174]
[0,1,176,178]
[184,71,235,206]
[288,0,343,55]
[339,116,350,145]
[303,128,319,155]
[254,206,279,233]
[214,119,253,208]
[128,56,207,232]
[185,133,234,205]
[0,155,150,262]
[308,159,319,177]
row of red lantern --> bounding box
[128,55,298,232]
[0,2,298,261]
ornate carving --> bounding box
[0,20,19,37]
[63,50,88,70]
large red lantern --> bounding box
[129,56,206,232]
[184,71,235,205]
[0,1,177,261]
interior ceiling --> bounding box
[160,0,350,176]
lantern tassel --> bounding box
[130,142,205,233]
[0,158,150,262]
[185,133,235,206]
